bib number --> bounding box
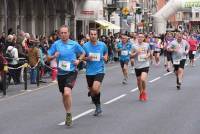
[121,50,128,56]
[89,53,100,61]
[192,51,196,55]
[138,54,146,62]
[58,61,70,71]
[155,48,160,51]
[173,60,180,65]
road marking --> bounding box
[149,77,161,83]
[130,87,138,92]
[58,109,95,126]
[0,83,57,102]
[163,72,172,76]
[104,94,127,105]
[106,65,119,71]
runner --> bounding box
[47,25,85,126]
[83,29,108,116]
[153,35,161,66]
[168,33,189,90]
[129,33,137,73]
[188,34,198,66]
[164,32,174,72]
[116,33,132,84]
[132,33,150,101]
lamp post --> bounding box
[134,6,141,33]
[117,0,127,33]
[147,12,152,33]
[4,0,8,35]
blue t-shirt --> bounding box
[48,39,85,75]
[83,41,108,75]
[117,42,132,61]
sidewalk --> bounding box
[0,62,119,99]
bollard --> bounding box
[2,70,7,96]
[36,66,40,87]
[24,66,27,90]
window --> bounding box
[196,12,199,18]
[190,12,192,18]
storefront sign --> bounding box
[76,0,103,20]
[184,0,200,8]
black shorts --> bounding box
[166,51,172,61]
[189,51,195,60]
[135,67,149,77]
[173,59,186,71]
[57,71,78,94]
[86,73,105,88]
[163,50,168,57]
[120,60,129,69]
[153,51,160,56]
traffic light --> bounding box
[136,8,142,14]
[122,7,129,16]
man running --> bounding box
[83,29,108,116]
[132,33,150,101]
[47,25,85,126]
[188,34,198,66]
[116,34,132,84]
[168,33,189,90]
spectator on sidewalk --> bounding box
[27,39,40,84]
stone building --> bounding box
[0,0,75,37]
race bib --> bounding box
[138,54,146,62]
[58,60,70,71]
[173,60,180,65]
[192,51,196,55]
[121,50,128,56]
[155,48,160,51]
[89,53,101,61]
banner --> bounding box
[76,0,103,20]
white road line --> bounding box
[104,94,127,105]
[58,109,95,126]
[149,77,161,83]
[163,72,172,76]
[130,87,138,92]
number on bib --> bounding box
[89,53,101,61]
[58,61,70,71]
[173,60,180,65]
[121,50,128,56]
[138,54,146,62]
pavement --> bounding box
[0,56,200,134]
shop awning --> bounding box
[95,20,121,29]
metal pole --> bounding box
[135,12,137,32]
[24,66,27,90]
[36,66,40,87]
[2,66,7,96]
[4,0,8,35]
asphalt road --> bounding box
[0,57,200,134]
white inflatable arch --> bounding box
[153,0,200,34]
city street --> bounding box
[0,57,200,134]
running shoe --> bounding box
[139,92,143,101]
[143,91,148,101]
[65,113,72,127]
[122,78,128,84]
[176,85,181,90]
[93,104,102,116]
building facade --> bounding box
[0,0,77,37]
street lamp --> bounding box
[116,0,127,33]
[134,6,141,33]
[4,0,8,35]
[147,12,152,33]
